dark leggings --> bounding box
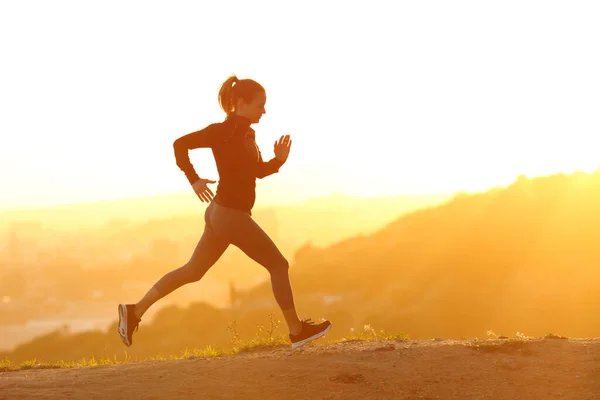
[153,201,295,310]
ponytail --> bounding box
[217,74,265,116]
[218,75,239,115]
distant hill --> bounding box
[242,169,600,339]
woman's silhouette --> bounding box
[118,75,332,349]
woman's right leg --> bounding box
[136,205,230,318]
[118,203,229,346]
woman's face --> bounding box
[236,91,266,124]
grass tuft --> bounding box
[544,333,568,340]
[465,331,535,353]
[334,324,409,343]
[228,314,289,354]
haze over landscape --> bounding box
[1,0,599,398]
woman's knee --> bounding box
[268,257,289,275]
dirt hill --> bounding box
[1,338,598,400]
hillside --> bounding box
[1,338,598,400]
[240,170,600,339]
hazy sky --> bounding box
[1,1,599,210]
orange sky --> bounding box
[1,1,599,210]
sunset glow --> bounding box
[1,1,598,210]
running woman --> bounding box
[118,75,332,350]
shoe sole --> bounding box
[291,323,332,349]
[117,304,131,347]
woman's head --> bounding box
[218,75,266,123]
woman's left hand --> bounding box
[274,134,292,163]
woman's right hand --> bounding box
[192,178,216,203]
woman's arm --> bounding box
[173,123,220,185]
[256,149,284,179]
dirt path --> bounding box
[1,338,598,400]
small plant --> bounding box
[180,345,224,359]
[20,359,40,370]
[544,333,568,340]
[515,332,532,340]
[381,332,410,341]
[337,324,409,343]
[228,314,289,354]
[0,358,15,372]
[227,320,241,346]
[466,331,533,354]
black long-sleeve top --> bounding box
[173,114,283,214]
